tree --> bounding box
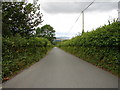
[2,1,43,37]
[36,25,56,43]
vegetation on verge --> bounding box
[57,21,120,76]
[2,35,53,80]
[2,1,55,81]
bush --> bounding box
[2,35,53,79]
[58,21,120,76]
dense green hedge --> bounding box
[2,35,53,79]
[58,21,120,76]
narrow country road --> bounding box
[3,47,118,88]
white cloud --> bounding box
[28,0,119,38]
[41,2,118,14]
[40,9,118,37]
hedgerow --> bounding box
[2,35,53,79]
[58,21,120,76]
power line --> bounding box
[64,13,82,36]
[82,0,95,34]
[64,0,95,36]
[82,0,95,12]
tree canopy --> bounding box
[2,1,43,37]
[36,25,56,43]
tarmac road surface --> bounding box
[3,47,118,88]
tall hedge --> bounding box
[58,21,120,76]
[2,35,53,79]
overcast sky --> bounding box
[28,0,119,38]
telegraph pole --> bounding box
[82,11,84,34]
[118,1,120,21]
[81,0,95,35]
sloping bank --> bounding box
[58,21,119,76]
[2,36,53,80]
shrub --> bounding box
[2,35,53,79]
[58,21,120,76]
